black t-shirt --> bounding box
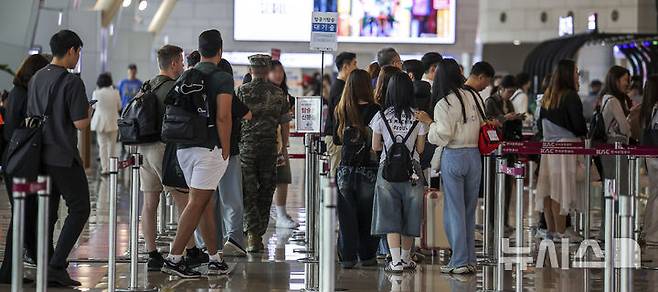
[4,85,28,142]
[27,64,88,167]
[230,95,249,155]
[324,78,346,135]
[333,103,381,145]
[186,62,234,149]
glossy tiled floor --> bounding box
[1,142,658,291]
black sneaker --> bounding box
[161,258,202,278]
[186,247,209,268]
[207,260,230,276]
[147,251,165,271]
[47,267,81,287]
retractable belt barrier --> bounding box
[107,153,155,292]
[493,140,649,292]
[11,176,50,292]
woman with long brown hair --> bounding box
[640,75,658,244]
[374,66,401,105]
[333,69,381,269]
[535,59,588,241]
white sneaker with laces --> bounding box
[276,214,299,229]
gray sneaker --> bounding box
[223,238,247,257]
[440,265,471,274]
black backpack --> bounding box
[380,111,418,182]
[161,68,213,145]
[118,81,165,144]
[340,126,372,167]
[588,98,610,145]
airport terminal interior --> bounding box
[2,0,658,291]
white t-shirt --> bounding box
[511,89,529,114]
[369,107,428,163]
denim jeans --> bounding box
[441,148,481,267]
[336,165,379,263]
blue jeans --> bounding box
[194,155,245,249]
[336,165,379,263]
[216,155,246,247]
[441,148,481,267]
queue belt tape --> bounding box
[499,164,525,177]
[501,141,658,156]
[12,181,48,193]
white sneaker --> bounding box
[276,214,299,229]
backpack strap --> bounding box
[401,121,419,144]
[380,110,396,142]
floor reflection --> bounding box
[1,140,658,291]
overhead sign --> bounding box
[310,12,338,52]
[295,96,323,133]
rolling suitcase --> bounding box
[420,187,450,251]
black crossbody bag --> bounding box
[3,72,67,180]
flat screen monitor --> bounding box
[234,0,457,44]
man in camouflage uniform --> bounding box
[238,54,291,252]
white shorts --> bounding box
[176,147,228,191]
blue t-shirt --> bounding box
[118,78,143,108]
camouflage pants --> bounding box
[241,147,278,237]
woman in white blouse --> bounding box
[416,59,489,274]
[91,72,122,175]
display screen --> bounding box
[234,0,456,44]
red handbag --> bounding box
[478,123,501,155]
[467,87,501,155]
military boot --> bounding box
[246,234,263,253]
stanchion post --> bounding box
[603,179,616,292]
[304,133,315,254]
[619,156,635,292]
[633,157,641,242]
[108,158,119,292]
[483,155,492,258]
[583,139,592,240]
[166,191,176,231]
[495,146,506,291]
[11,178,26,292]
[319,174,337,292]
[157,192,166,235]
[313,138,322,259]
[612,142,616,237]
[129,153,141,289]
[528,160,536,239]
[514,162,524,292]
[36,176,50,292]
